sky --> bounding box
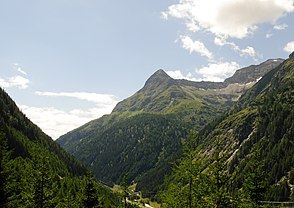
[0,0,293,140]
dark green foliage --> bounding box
[73,113,192,194]
[188,55,294,202]
[82,173,101,208]
[161,135,237,208]
[58,66,249,194]
[206,147,234,208]
[161,133,207,208]
[243,151,269,207]
[162,55,294,206]
[32,156,57,208]
[0,132,10,208]
[0,87,122,207]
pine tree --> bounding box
[243,151,268,207]
[119,174,130,208]
[82,172,101,208]
[206,139,234,208]
[0,132,10,208]
[161,132,206,208]
[32,155,56,208]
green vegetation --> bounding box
[57,59,285,198]
[57,70,234,194]
[161,54,294,206]
[0,55,291,207]
[0,88,122,207]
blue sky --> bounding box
[0,0,293,139]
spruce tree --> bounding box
[206,139,234,208]
[161,132,206,208]
[243,151,268,207]
[0,132,10,208]
[82,173,100,208]
[32,156,56,208]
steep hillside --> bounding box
[57,59,283,194]
[188,53,294,201]
[0,88,121,207]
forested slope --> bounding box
[57,59,282,195]
[0,88,121,207]
[161,52,294,207]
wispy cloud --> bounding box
[273,23,288,30]
[13,63,27,75]
[266,33,273,38]
[35,91,118,106]
[0,76,30,89]
[214,36,259,59]
[180,35,213,60]
[0,63,30,89]
[284,41,294,53]
[26,91,120,139]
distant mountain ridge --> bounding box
[114,59,283,113]
[57,58,284,194]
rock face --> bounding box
[224,59,284,84]
[142,69,175,93]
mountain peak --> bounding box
[146,69,171,83]
[142,69,174,91]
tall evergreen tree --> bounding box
[243,151,268,207]
[206,140,234,208]
[161,132,207,208]
[0,132,10,208]
[32,156,56,208]
[82,173,101,208]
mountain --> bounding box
[57,58,283,194]
[0,88,120,207]
[175,53,293,202]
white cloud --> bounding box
[214,36,259,58]
[20,91,120,139]
[284,41,294,53]
[0,63,30,89]
[13,63,27,75]
[35,91,118,106]
[273,23,288,30]
[19,105,102,140]
[240,46,257,58]
[163,0,294,39]
[197,62,240,82]
[166,70,198,81]
[180,35,213,60]
[266,33,273,38]
[186,21,200,32]
[0,76,30,89]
